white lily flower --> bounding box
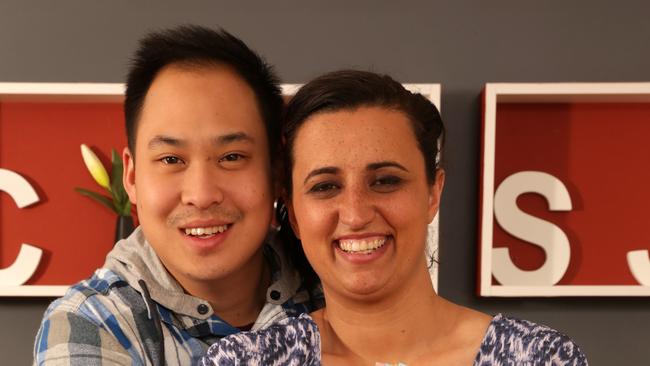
[80,144,111,191]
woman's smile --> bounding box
[336,235,388,254]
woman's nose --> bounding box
[338,186,375,230]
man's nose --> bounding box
[181,163,224,209]
[338,186,376,230]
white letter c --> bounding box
[0,169,43,286]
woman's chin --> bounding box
[330,274,394,301]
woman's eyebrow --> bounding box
[367,161,409,172]
[304,166,339,184]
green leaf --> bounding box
[75,187,117,214]
[120,200,132,217]
[113,190,131,216]
[110,150,123,196]
[110,149,130,214]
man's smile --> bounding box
[183,224,230,237]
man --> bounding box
[34,25,319,365]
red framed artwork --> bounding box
[479,83,650,296]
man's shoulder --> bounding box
[42,268,131,323]
[34,268,147,365]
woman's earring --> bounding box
[272,199,287,232]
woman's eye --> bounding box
[372,176,403,191]
[308,182,340,195]
[161,156,182,165]
[374,176,401,185]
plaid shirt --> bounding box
[33,228,322,365]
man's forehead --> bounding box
[146,132,256,149]
[139,64,263,117]
[132,63,271,155]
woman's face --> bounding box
[288,106,444,300]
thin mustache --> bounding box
[167,205,243,226]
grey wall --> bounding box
[2,1,649,364]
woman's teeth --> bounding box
[338,238,387,254]
[184,225,228,237]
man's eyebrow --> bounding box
[148,135,186,149]
[303,166,340,184]
[367,161,409,172]
[146,132,254,150]
[215,132,255,145]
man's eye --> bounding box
[161,156,182,165]
[219,153,243,162]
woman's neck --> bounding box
[316,266,459,365]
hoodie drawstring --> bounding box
[139,279,166,366]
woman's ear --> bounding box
[285,198,301,239]
[427,169,445,223]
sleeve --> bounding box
[477,315,589,366]
[543,332,589,366]
[33,306,139,366]
[200,336,256,366]
[199,314,321,366]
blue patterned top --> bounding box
[476,314,587,365]
[201,313,587,365]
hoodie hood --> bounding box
[103,226,302,321]
[104,227,210,318]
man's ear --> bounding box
[285,198,301,239]
[122,147,137,205]
[427,169,445,223]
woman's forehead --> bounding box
[292,107,423,171]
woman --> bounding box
[201,70,588,365]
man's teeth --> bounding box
[184,225,228,236]
[339,238,387,254]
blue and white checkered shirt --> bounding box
[33,227,322,365]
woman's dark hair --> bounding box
[279,69,446,293]
[282,69,445,196]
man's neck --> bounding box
[181,250,271,327]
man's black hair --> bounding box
[124,25,283,161]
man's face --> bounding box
[123,64,273,290]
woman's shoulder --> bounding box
[200,313,321,366]
[475,314,588,365]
